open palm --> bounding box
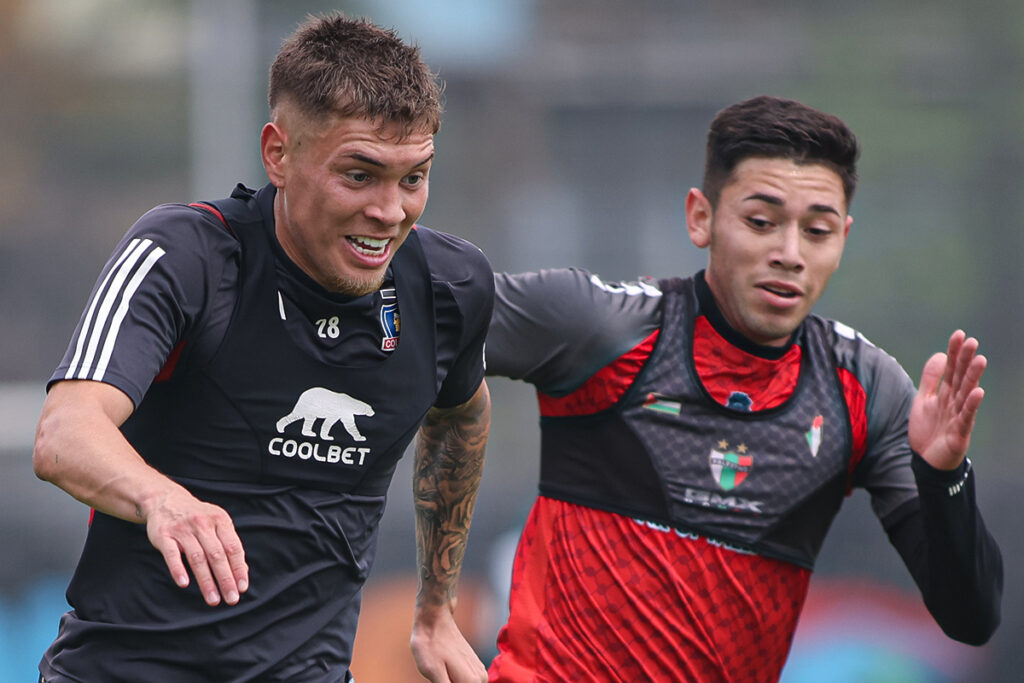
[908,330,986,471]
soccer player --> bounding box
[484,96,1002,682]
[33,14,491,683]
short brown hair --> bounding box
[702,95,859,207]
[268,13,442,136]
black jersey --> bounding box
[40,184,493,682]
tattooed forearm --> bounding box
[414,380,491,609]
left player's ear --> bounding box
[686,188,713,249]
[261,122,288,187]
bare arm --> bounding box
[410,379,490,683]
[33,379,248,606]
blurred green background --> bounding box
[1,0,1021,680]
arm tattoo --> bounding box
[414,381,490,609]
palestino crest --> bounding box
[806,415,824,457]
[709,440,753,491]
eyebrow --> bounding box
[743,193,842,217]
[347,152,435,169]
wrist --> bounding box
[414,595,458,622]
[912,451,972,494]
[134,477,188,523]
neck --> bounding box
[694,271,793,359]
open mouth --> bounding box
[347,236,390,256]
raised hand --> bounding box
[908,330,987,471]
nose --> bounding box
[771,225,804,272]
[364,184,406,226]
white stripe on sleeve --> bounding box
[92,245,166,381]
[65,239,149,379]
[65,238,164,380]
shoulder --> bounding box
[415,225,493,284]
[415,225,494,315]
[134,201,237,237]
[48,203,240,404]
[127,202,240,268]
[122,202,241,347]
[494,267,663,336]
[811,316,916,413]
[487,268,663,391]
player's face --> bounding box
[263,112,433,296]
[686,157,852,347]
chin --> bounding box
[330,271,386,297]
[748,318,799,347]
[764,325,800,346]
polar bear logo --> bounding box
[276,387,375,442]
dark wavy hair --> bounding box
[702,95,860,207]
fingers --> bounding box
[179,532,226,606]
[219,523,250,595]
[193,513,248,606]
[148,501,249,607]
[943,330,966,399]
[443,652,488,683]
[958,386,985,437]
[918,352,947,398]
[957,354,987,413]
[933,331,987,442]
[460,660,488,683]
[420,654,486,683]
[946,330,986,405]
[155,536,191,590]
[410,610,487,683]
[926,331,986,404]
[911,331,987,470]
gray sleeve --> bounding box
[486,268,662,395]
[837,326,920,521]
